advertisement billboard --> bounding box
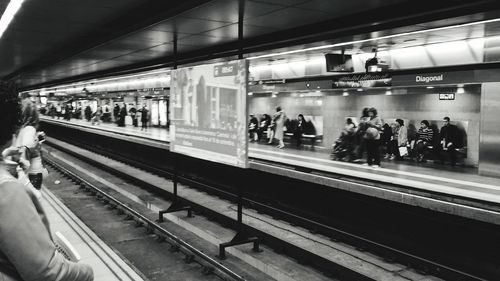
[170,60,248,168]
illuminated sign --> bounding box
[214,62,239,77]
[416,74,443,83]
[439,93,455,100]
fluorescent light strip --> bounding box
[247,17,500,60]
[0,0,25,39]
[22,68,171,95]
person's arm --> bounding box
[400,127,408,146]
[0,181,94,281]
[17,126,38,150]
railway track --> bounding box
[43,156,248,281]
[43,137,491,281]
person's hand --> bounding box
[2,146,20,159]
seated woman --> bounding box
[412,120,434,162]
[248,114,259,142]
[257,114,271,142]
[388,119,408,160]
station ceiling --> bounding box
[1,0,500,90]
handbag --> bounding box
[399,146,409,157]
[365,127,379,140]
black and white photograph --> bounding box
[1,1,500,281]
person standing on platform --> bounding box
[64,103,71,121]
[354,107,370,162]
[49,103,56,119]
[294,114,306,148]
[102,104,111,123]
[439,116,460,166]
[14,99,48,191]
[364,107,383,168]
[273,106,286,149]
[0,83,94,281]
[84,105,92,122]
[91,106,102,125]
[118,103,127,127]
[129,105,138,127]
[140,105,149,131]
[113,103,120,124]
[55,103,62,119]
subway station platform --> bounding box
[40,116,500,225]
[41,185,144,281]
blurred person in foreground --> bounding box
[0,83,94,281]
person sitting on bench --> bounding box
[438,116,461,166]
[413,120,433,162]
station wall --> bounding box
[249,87,481,166]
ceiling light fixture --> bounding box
[426,86,434,89]
[0,0,25,40]
[247,17,500,60]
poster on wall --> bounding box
[170,59,248,168]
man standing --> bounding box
[140,105,149,131]
[439,116,460,166]
[113,103,120,124]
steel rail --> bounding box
[44,138,487,281]
[43,156,246,281]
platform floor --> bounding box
[41,186,144,281]
[40,116,500,208]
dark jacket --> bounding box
[439,124,463,147]
[440,124,461,148]
[249,117,258,131]
[140,108,149,122]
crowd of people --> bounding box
[1,83,94,280]
[250,106,463,168]
[332,108,463,167]
[44,101,151,131]
[249,106,318,149]
[84,103,150,130]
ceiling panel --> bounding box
[151,17,232,34]
[0,0,190,80]
[243,7,332,29]
[250,0,309,6]
[203,23,280,38]
[2,0,499,89]
[181,0,239,23]
[123,30,190,44]
[177,34,234,46]
[296,0,404,14]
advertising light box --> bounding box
[170,60,248,168]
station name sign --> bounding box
[392,70,475,86]
[415,74,443,83]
